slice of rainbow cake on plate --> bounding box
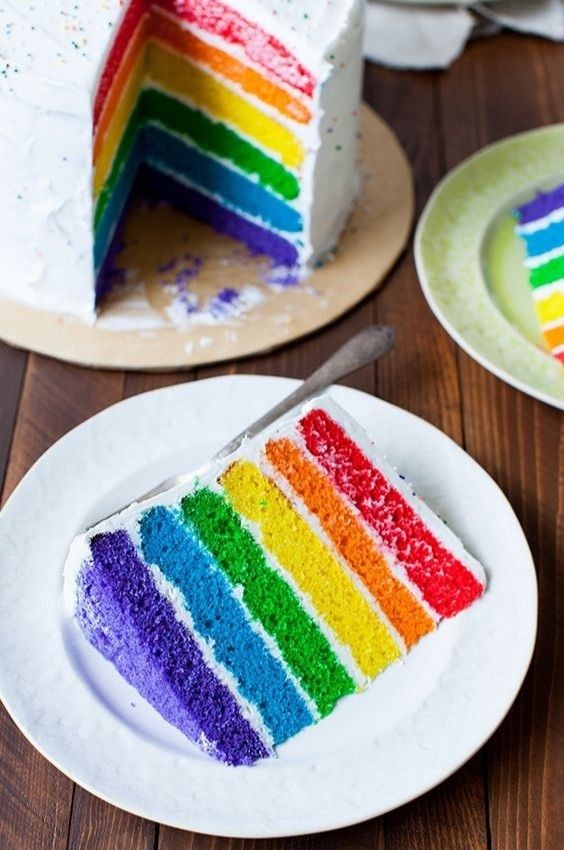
[64,398,486,766]
[515,184,564,363]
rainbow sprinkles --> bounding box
[64,397,486,766]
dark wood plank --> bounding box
[439,34,564,850]
[0,355,125,850]
[2,355,125,500]
[456,358,562,850]
[67,791,156,850]
[159,816,385,850]
[0,708,74,850]
[365,65,464,444]
[542,36,564,120]
[123,370,193,399]
[385,754,488,850]
[0,342,26,497]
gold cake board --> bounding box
[0,106,414,371]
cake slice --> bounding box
[515,185,564,363]
[64,397,486,766]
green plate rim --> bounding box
[415,124,564,410]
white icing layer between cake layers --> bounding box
[0,0,363,323]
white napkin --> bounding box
[475,0,564,40]
[365,0,564,70]
[364,3,474,69]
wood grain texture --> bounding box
[158,817,386,850]
[364,66,463,443]
[385,754,488,850]
[0,708,74,850]
[123,370,193,398]
[438,34,564,850]
[0,33,562,850]
[2,355,124,501]
[67,790,156,850]
[0,342,26,497]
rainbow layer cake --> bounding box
[0,0,364,321]
[515,185,564,363]
[64,398,486,766]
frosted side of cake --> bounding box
[0,0,363,321]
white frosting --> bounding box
[0,0,363,322]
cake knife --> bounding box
[92,324,394,524]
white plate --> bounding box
[0,375,537,838]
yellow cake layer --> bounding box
[221,460,402,680]
[535,290,564,325]
[149,42,305,168]
[93,46,147,197]
[94,13,150,161]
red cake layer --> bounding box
[94,0,315,135]
[158,0,315,97]
[94,0,146,127]
[299,409,485,618]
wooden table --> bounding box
[1,33,562,850]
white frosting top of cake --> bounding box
[0,0,359,87]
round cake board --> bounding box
[0,106,413,371]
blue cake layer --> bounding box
[143,124,303,233]
[140,506,313,746]
[77,530,270,765]
[139,164,300,265]
[94,123,303,276]
[519,218,564,258]
[94,142,142,272]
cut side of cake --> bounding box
[0,0,364,321]
[515,185,564,363]
[64,397,486,766]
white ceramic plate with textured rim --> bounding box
[415,125,564,410]
[0,376,536,838]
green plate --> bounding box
[415,125,564,410]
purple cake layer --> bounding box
[517,185,564,226]
[95,208,129,304]
[76,530,270,766]
[139,163,300,267]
